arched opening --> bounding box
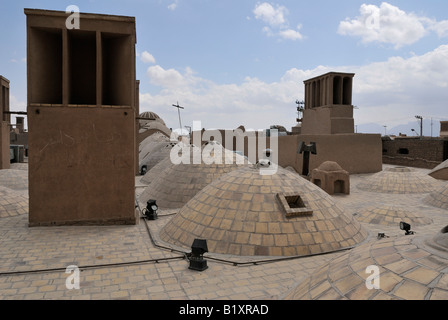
[333,76,342,104]
[343,77,352,105]
[334,180,345,194]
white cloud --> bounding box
[278,25,303,41]
[430,20,448,38]
[141,51,156,64]
[253,2,287,26]
[338,2,448,49]
[141,45,448,132]
[167,0,179,11]
[253,2,303,41]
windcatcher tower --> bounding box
[302,72,355,135]
[0,76,10,169]
[25,9,138,226]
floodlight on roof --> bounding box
[400,221,415,235]
[144,200,158,220]
[188,239,208,271]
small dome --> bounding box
[429,159,448,180]
[357,167,442,194]
[139,145,249,209]
[316,161,345,172]
[139,111,166,126]
[285,226,448,300]
[423,184,448,210]
[140,157,174,185]
[159,166,368,257]
[354,206,432,227]
[140,142,176,172]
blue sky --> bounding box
[1,0,448,136]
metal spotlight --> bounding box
[140,165,147,176]
[188,239,208,271]
[144,199,158,220]
[400,221,415,235]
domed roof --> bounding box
[423,184,448,209]
[0,186,28,218]
[139,145,249,209]
[357,167,442,194]
[285,226,448,300]
[0,169,28,191]
[140,157,174,185]
[428,159,448,180]
[159,165,368,257]
[315,161,345,172]
[140,142,177,172]
[139,133,170,162]
[139,111,166,126]
[354,205,432,227]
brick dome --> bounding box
[354,205,432,227]
[159,165,368,256]
[357,167,442,194]
[284,226,448,300]
[138,145,249,209]
[423,184,448,210]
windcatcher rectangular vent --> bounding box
[276,193,313,218]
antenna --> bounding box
[415,115,423,137]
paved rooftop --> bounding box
[0,164,447,301]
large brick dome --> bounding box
[159,165,368,256]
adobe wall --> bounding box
[0,122,10,169]
[301,105,354,135]
[382,138,447,169]
[28,105,136,226]
[291,134,382,174]
[192,129,382,174]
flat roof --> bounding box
[304,71,355,83]
[24,8,135,22]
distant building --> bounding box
[441,121,448,138]
[382,136,448,169]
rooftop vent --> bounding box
[276,193,313,218]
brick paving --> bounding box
[0,164,447,300]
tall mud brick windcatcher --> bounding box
[0,76,10,169]
[25,9,138,226]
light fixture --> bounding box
[144,200,158,220]
[140,165,147,176]
[377,233,388,239]
[188,239,208,271]
[400,221,415,235]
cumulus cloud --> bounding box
[141,45,448,131]
[140,51,156,64]
[253,2,287,26]
[338,2,448,48]
[253,2,304,41]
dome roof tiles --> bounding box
[160,166,368,256]
[357,167,442,194]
